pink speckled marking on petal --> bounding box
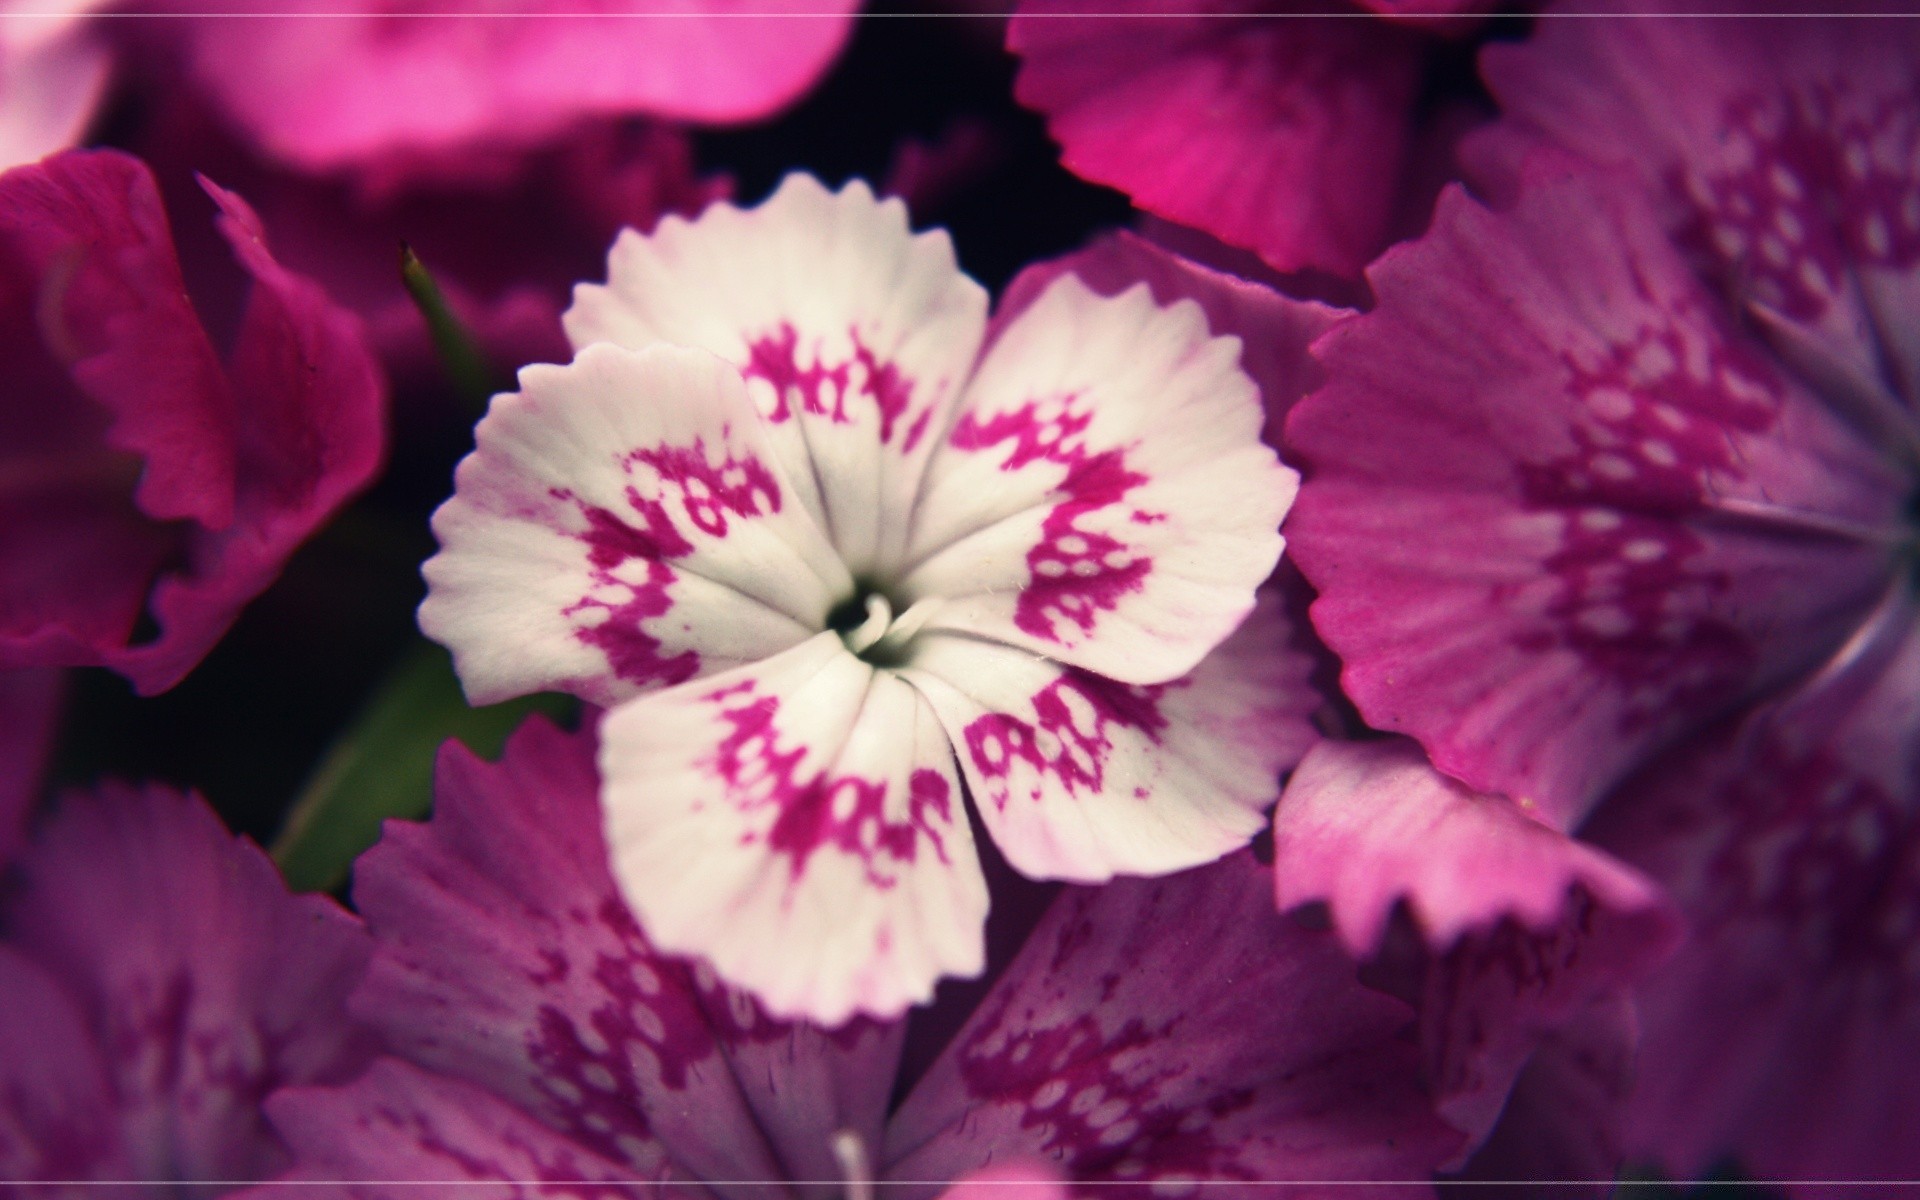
[883,851,1465,1190]
[698,675,958,891]
[745,322,923,448]
[904,592,1311,884]
[601,633,988,1023]
[951,397,1157,645]
[421,342,843,708]
[557,433,787,692]
[907,274,1292,686]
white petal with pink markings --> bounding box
[599,632,987,1025]
[422,343,849,707]
[902,275,1294,685]
[566,174,990,576]
[901,593,1309,883]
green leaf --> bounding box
[271,640,574,893]
[399,241,497,414]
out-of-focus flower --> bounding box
[0,1,111,171]
[1007,0,1493,280]
[0,783,376,1192]
[132,96,728,398]
[1284,6,1920,1186]
[0,666,61,865]
[420,175,1300,1023]
[138,0,857,181]
[0,148,386,695]
[260,717,1467,1194]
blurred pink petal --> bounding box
[996,229,1348,446]
[0,666,61,865]
[0,149,386,693]
[0,783,375,1185]
[1585,613,1920,1191]
[0,17,109,171]
[166,0,857,176]
[1010,0,1449,276]
[1272,738,1679,1149]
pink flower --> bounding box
[1008,0,1493,279]
[0,783,376,1188]
[259,717,1466,1193]
[420,176,1301,1024]
[0,666,60,865]
[0,149,386,695]
[145,0,857,180]
[1285,7,1920,1187]
[0,2,111,172]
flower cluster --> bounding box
[1,2,1914,1196]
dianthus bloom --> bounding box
[421,176,1298,1023]
[1285,6,1920,1186]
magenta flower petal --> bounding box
[0,947,125,1182]
[0,149,386,694]
[264,1059,650,1196]
[1581,612,1920,1189]
[169,0,856,175]
[0,667,62,866]
[904,591,1316,884]
[1272,738,1680,1145]
[1009,1,1428,277]
[348,716,903,1183]
[996,230,1349,447]
[1285,169,1906,826]
[1452,997,1637,1192]
[0,783,375,1185]
[883,850,1467,1190]
[0,19,109,172]
[1478,9,1920,420]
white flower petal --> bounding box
[565,174,990,578]
[599,632,989,1026]
[421,343,849,707]
[900,594,1303,883]
[902,274,1296,685]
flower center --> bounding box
[826,579,937,667]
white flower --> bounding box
[421,175,1299,1024]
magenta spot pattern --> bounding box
[1674,81,1920,324]
[1691,741,1920,1009]
[1515,294,1782,724]
[558,435,781,690]
[954,900,1259,1186]
[962,671,1173,810]
[951,392,1159,645]
[743,322,922,447]
[696,677,954,893]
[523,894,720,1163]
